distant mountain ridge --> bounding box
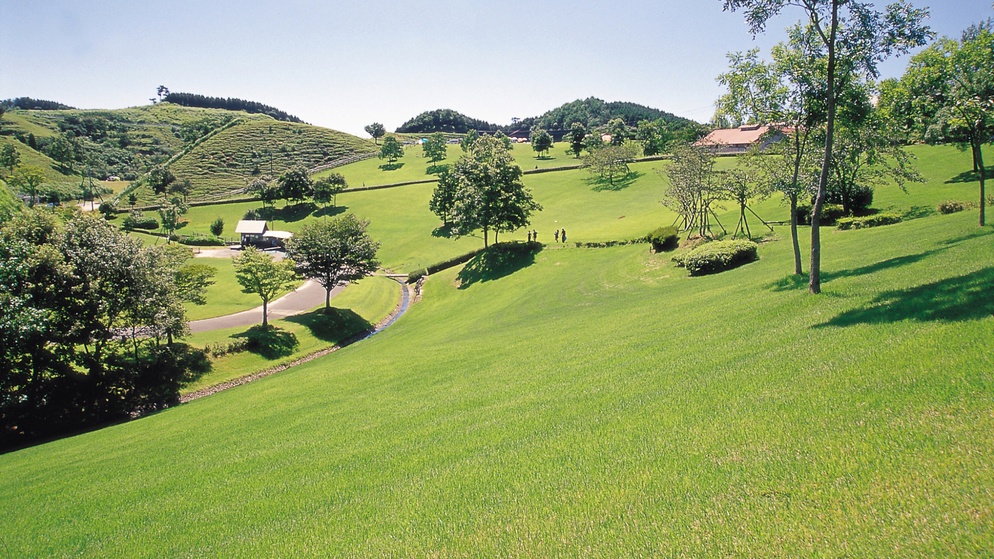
[396,97,700,136]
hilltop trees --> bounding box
[278,166,313,205]
[722,0,931,293]
[365,122,386,144]
[285,214,380,311]
[438,135,541,247]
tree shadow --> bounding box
[903,205,936,220]
[767,250,940,292]
[432,223,455,238]
[945,166,994,184]
[234,325,299,359]
[457,242,542,289]
[427,163,449,175]
[284,307,373,343]
[314,205,348,219]
[816,267,994,327]
[586,171,643,192]
[260,202,316,223]
[379,162,404,171]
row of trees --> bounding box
[0,209,216,448]
[246,166,348,212]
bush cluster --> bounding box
[836,213,903,230]
[407,247,487,283]
[648,226,680,252]
[204,339,250,358]
[673,239,759,276]
[180,235,226,246]
[122,210,158,230]
[937,200,966,214]
[796,203,847,225]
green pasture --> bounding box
[181,274,400,394]
[1,199,990,556]
[182,256,302,321]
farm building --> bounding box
[696,124,789,155]
[234,220,293,248]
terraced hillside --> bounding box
[166,119,377,200]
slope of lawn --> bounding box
[0,204,991,557]
[182,257,303,321]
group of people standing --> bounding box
[526,228,567,243]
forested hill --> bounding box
[396,109,499,134]
[521,97,695,132]
[396,98,699,135]
[1,97,76,111]
[163,92,304,123]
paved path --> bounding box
[189,280,343,333]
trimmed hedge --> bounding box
[407,247,487,283]
[648,226,679,252]
[673,239,759,276]
[122,211,158,230]
[937,200,966,214]
[796,203,847,225]
[837,212,903,230]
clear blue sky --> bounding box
[1,1,990,137]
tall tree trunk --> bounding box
[790,193,802,275]
[810,0,840,295]
[262,299,269,328]
[325,286,332,310]
[976,139,986,227]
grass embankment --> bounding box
[0,206,990,556]
[180,275,401,394]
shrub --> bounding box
[648,226,679,252]
[937,200,966,214]
[98,201,116,219]
[677,239,759,276]
[837,212,902,230]
[210,217,224,236]
[796,203,847,225]
[847,185,874,213]
[122,210,158,230]
[407,269,428,284]
[243,208,262,220]
[180,235,226,246]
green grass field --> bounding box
[182,257,303,321]
[1,144,991,557]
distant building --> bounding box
[696,124,789,155]
[234,220,293,248]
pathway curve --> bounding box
[179,278,413,403]
[189,280,342,333]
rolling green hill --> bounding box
[0,144,991,556]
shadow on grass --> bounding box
[379,162,404,171]
[457,242,542,289]
[768,249,940,292]
[234,325,299,359]
[586,171,643,192]
[816,267,994,327]
[260,202,317,224]
[284,307,373,343]
[945,166,994,184]
[314,205,348,219]
[432,223,455,238]
[427,164,449,175]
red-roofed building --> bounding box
[695,124,789,155]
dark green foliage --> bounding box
[179,235,226,246]
[122,210,158,230]
[796,203,847,225]
[98,201,116,219]
[238,325,300,359]
[1,97,75,110]
[379,136,404,164]
[163,92,303,123]
[837,213,903,230]
[456,242,541,288]
[524,97,696,132]
[937,201,966,214]
[674,239,759,276]
[396,109,498,134]
[648,226,680,252]
[210,217,224,236]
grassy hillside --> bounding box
[166,119,376,200]
[0,204,990,556]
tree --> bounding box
[277,166,313,205]
[158,196,189,242]
[606,118,628,145]
[582,130,604,153]
[364,122,386,144]
[429,168,459,226]
[422,132,448,171]
[313,173,347,210]
[232,247,297,328]
[156,85,170,102]
[48,133,80,173]
[8,165,47,206]
[247,175,279,210]
[635,119,672,156]
[460,129,480,152]
[447,135,542,247]
[285,214,380,311]
[566,122,587,158]
[0,144,20,174]
[169,178,192,202]
[722,0,932,293]
[379,136,404,163]
[148,165,175,196]
[910,28,994,226]
[662,141,725,238]
[530,128,554,158]
[583,143,640,187]
[210,217,224,237]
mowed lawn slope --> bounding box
[1,206,991,556]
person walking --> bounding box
[554,229,560,243]
[561,228,567,243]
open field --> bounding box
[1,143,991,556]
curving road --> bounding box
[189,280,345,333]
